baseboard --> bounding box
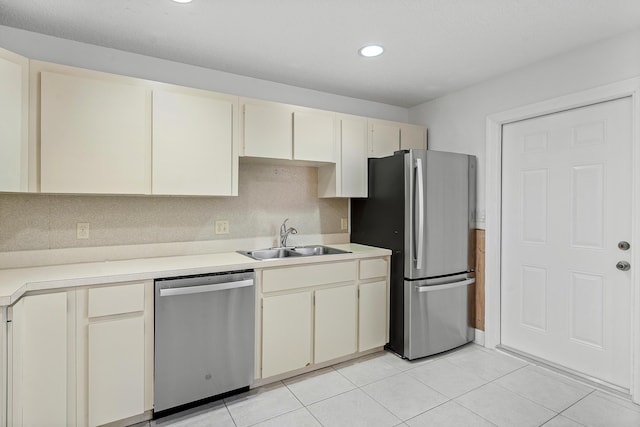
[474,328,485,346]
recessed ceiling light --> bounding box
[172,0,193,3]
[359,45,384,58]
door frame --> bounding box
[485,77,640,403]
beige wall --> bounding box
[0,163,347,252]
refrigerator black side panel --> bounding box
[351,154,405,355]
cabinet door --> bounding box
[153,90,236,196]
[242,101,292,160]
[10,292,70,427]
[315,285,357,363]
[358,280,388,351]
[400,123,427,150]
[369,121,400,158]
[340,116,368,197]
[293,110,335,162]
[88,316,144,427]
[262,292,312,377]
[40,71,150,194]
[0,48,28,192]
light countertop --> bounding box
[0,243,390,306]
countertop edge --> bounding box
[0,244,391,306]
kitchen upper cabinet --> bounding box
[241,100,292,160]
[152,89,238,196]
[38,66,151,194]
[9,291,73,427]
[318,114,368,198]
[241,98,335,163]
[261,291,312,378]
[0,48,29,192]
[293,110,335,162]
[368,119,427,158]
[400,123,427,151]
[314,285,357,363]
[369,120,400,158]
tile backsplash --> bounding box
[0,164,348,252]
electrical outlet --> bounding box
[215,220,229,235]
[76,222,90,239]
[341,218,348,230]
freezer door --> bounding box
[403,275,475,360]
[405,150,475,279]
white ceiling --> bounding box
[1,0,640,108]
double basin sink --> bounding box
[238,245,350,260]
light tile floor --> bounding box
[151,344,640,427]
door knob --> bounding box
[618,241,631,251]
[616,261,631,271]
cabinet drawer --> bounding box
[359,258,388,280]
[88,282,145,318]
[263,261,356,293]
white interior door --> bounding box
[501,97,633,390]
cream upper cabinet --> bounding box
[318,114,368,198]
[314,285,357,363]
[0,48,29,192]
[241,98,335,163]
[9,291,72,427]
[369,119,427,158]
[293,109,335,162]
[369,119,400,158]
[38,66,151,194]
[400,123,427,150]
[241,99,292,160]
[152,89,238,196]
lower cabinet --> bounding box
[315,285,357,363]
[9,281,153,427]
[258,257,389,379]
[262,292,312,378]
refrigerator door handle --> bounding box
[415,278,476,292]
[415,157,425,270]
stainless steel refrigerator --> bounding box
[351,149,476,360]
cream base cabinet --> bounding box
[358,258,390,352]
[9,291,74,427]
[315,285,357,363]
[261,292,312,378]
[0,47,29,192]
[77,281,154,427]
[152,89,239,196]
[38,65,151,194]
[9,282,153,427]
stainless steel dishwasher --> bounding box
[154,269,255,416]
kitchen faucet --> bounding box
[280,218,298,247]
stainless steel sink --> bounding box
[237,245,350,260]
[238,248,303,260]
[290,245,349,256]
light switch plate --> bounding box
[215,220,229,234]
[341,218,348,230]
[77,222,90,239]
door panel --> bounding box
[501,97,632,389]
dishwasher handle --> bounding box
[159,279,254,297]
